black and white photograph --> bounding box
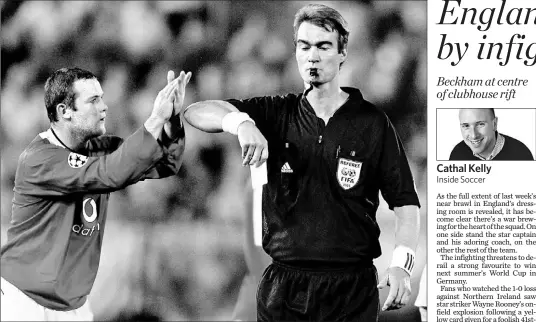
[1,1,427,321]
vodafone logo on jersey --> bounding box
[82,198,97,223]
[72,197,100,237]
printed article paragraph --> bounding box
[435,191,536,322]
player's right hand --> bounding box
[237,121,268,167]
[151,70,189,122]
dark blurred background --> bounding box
[1,1,427,321]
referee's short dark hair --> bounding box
[293,4,349,54]
[44,67,97,123]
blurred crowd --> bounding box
[1,1,427,320]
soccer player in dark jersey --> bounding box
[184,4,420,321]
[1,67,191,321]
[449,108,534,161]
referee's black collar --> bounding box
[300,86,364,116]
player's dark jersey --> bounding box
[1,125,184,311]
[227,87,420,266]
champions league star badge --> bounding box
[337,158,362,190]
[68,152,88,168]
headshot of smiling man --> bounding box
[449,108,534,161]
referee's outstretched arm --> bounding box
[184,100,269,167]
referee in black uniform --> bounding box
[185,4,420,321]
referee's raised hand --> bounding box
[237,121,268,167]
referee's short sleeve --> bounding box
[226,96,280,135]
[378,118,421,210]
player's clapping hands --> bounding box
[152,70,192,122]
[167,70,192,117]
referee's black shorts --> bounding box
[257,260,379,322]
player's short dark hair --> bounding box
[489,108,495,118]
[44,67,97,122]
[293,4,349,54]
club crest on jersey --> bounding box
[68,152,88,168]
[337,158,362,190]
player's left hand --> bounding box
[377,267,411,311]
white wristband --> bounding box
[222,112,255,135]
[389,245,416,276]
